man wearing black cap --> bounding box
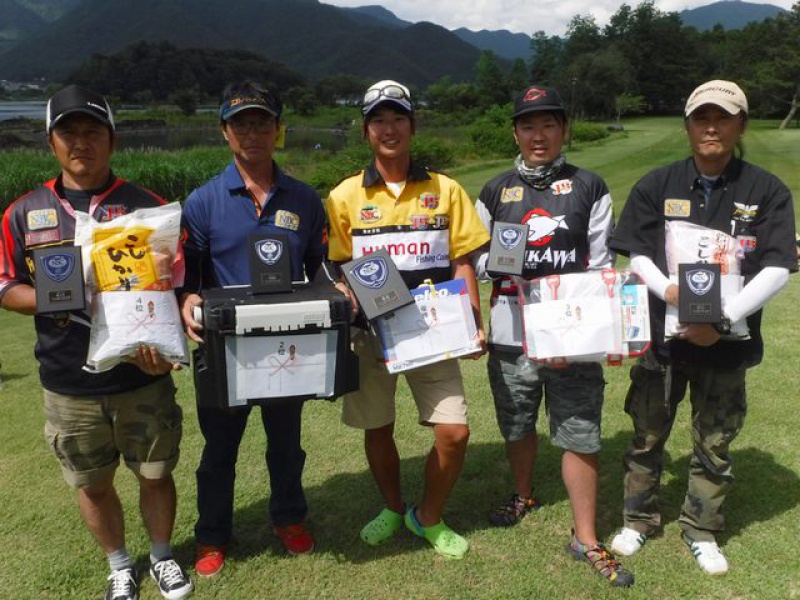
[180,81,326,576]
[473,85,633,586]
[609,80,796,575]
[0,85,193,600]
[327,80,489,560]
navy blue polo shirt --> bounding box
[182,162,326,290]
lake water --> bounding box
[0,101,47,121]
[0,102,350,151]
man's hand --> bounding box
[124,344,181,375]
[461,328,487,360]
[674,323,720,347]
[665,283,679,307]
[180,292,204,343]
[334,281,359,319]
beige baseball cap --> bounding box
[684,80,748,117]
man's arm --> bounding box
[0,283,36,315]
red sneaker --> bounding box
[274,523,315,555]
[195,544,225,578]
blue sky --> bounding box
[325,0,794,36]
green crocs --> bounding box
[405,506,469,559]
[360,507,405,546]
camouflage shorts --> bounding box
[44,376,182,488]
[488,351,605,453]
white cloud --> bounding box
[325,0,794,35]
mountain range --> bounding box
[0,0,789,85]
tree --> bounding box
[171,88,199,116]
[475,50,508,108]
[530,31,564,85]
[615,92,646,125]
[507,59,529,95]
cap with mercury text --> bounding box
[684,80,748,117]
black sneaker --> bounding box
[488,493,540,527]
[150,558,194,599]
[105,567,139,600]
[566,535,635,587]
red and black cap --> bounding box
[511,85,565,120]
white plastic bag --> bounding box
[74,202,188,372]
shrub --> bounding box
[570,121,610,143]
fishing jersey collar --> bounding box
[688,155,742,192]
[222,160,290,194]
[45,172,126,219]
[362,160,431,188]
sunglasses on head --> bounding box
[363,84,410,105]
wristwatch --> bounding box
[713,316,732,335]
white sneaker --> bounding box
[686,539,729,575]
[610,527,647,556]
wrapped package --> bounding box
[664,220,748,340]
[74,202,188,372]
[517,269,650,364]
[374,279,481,373]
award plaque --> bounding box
[678,263,721,323]
[487,221,528,277]
[33,246,86,314]
[248,233,292,294]
[341,248,414,321]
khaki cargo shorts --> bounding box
[44,376,182,488]
[342,328,468,429]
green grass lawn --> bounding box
[1,118,799,599]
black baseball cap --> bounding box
[219,83,282,121]
[511,85,565,120]
[46,85,115,133]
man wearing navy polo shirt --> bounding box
[179,81,326,577]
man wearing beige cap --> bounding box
[607,80,797,574]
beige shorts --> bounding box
[342,328,468,429]
[44,376,182,488]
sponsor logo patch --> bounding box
[523,208,569,247]
[733,202,759,222]
[95,204,128,222]
[360,205,382,223]
[500,187,523,203]
[737,235,757,254]
[497,226,525,250]
[39,252,76,283]
[352,257,388,289]
[275,210,300,231]
[685,268,715,296]
[409,215,450,230]
[254,239,283,265]
[550,179,573,195]
[25,229,61,247]
[27,209,58,231]
[420,193,439,209]
[664,199,691,218]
